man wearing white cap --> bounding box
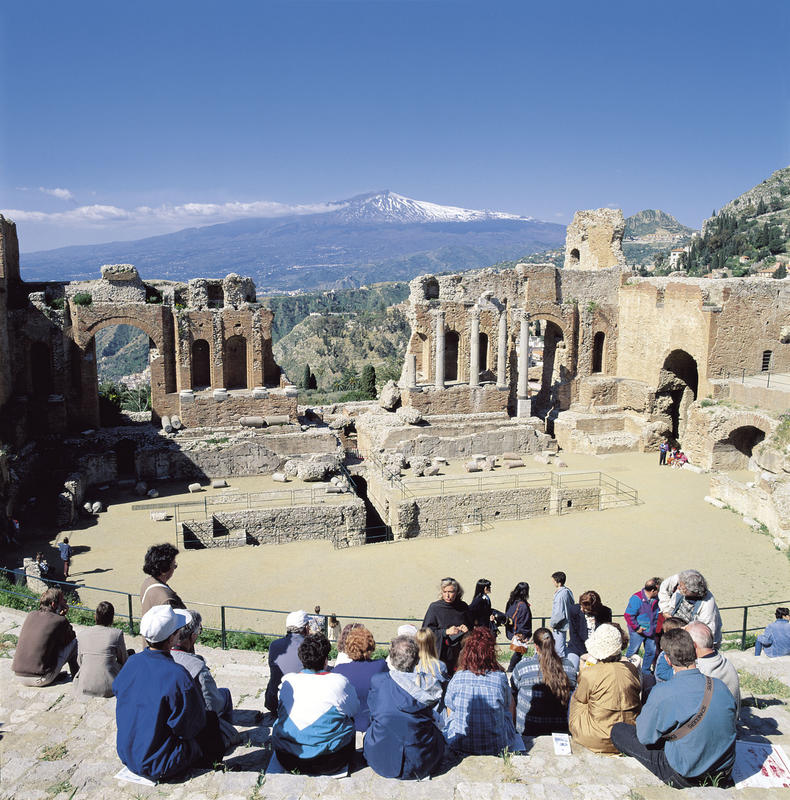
[265,610,309,713]
[113,605,225,781]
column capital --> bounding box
[469,304,481,320]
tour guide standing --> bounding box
[58,537,73,579]
[611,628,736,788]
[113,605,225,781]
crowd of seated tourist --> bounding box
[11,550,774,789]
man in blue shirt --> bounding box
[755,607,790,657]
[549,571,574,658]
[113,605,225,781]
[58,538,73,579]
[611,628,736,789]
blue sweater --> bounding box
[636,668,736,778]
[113,649,206,780]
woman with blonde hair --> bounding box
[511,627,577,735]
[422,577,470,673]
[415,627,448,687]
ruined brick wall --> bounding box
[563,209,627,271]
[403,385,508,415]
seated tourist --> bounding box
[755,607,790,657]
[74,601,129,697]
[611,629,736,789]
[443,627,524,755]
[140,543,185,614]
[335,622,365,665]
[327,614,341,643]
[34,551,50,578]
[567,590,612,670]
[271,633,359,776]
[512,628,577,736]
[364,634,445,780]
[673,451,688,468]
[113,605,225,781]
[12,587,78,687]
[332,625,388,732]
[685,621,740,718]
[170,609,241,749]
[568,623,641,754]
[265,610,309,713]
[415,626,448,686]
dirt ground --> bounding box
[7,451,789,643]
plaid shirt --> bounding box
[443,670,517,755]
[511,656,577,735]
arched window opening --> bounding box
[423,278,439,300]
[192,339,211,388]
[115,439,137,477]
[592,331,605,373]
[569,248,580,267]
[762,350,773,372]
[444,330,460,382]
[224,335,247,389]
[479,332,489,373]
[711,425,766,470]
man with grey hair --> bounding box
[658,570,722,646]
[685,621,740,718]
[171,610,241,749]
[265,610,309,713]
[364,635,445,780]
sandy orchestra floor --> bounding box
[6,451,788,643]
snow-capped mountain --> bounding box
[20,190,564,291]
[332,190,533,224]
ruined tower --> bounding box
[563,208,627,271]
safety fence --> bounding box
[1,566,783,653]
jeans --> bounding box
[552,630,567,658]
[610,722,733,789]
[626,630,657,673]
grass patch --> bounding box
[40,743,68,761]
[46,779,75,798]
[721,633,757,651]
[738,670,790,698]
[0,632,18,657]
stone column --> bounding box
[496,310,508,389]
[469,307,480,387]
[404,353,417,388]
[433,310,445,389]
[517,310,530,417]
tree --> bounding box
[300,363,313,389]
[775,262,788,279]
[360,364,377,399]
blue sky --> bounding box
[2,0,789,251]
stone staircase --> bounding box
[1,607,788,800]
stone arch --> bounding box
[657,349,699,440]
[445,330,460,382]
[711,424,767,471]
[526,315,571,421]
[592,331,605,374]
[569,248,580,267]
[224,334,248,389]
[409,331,431,383]
[191,339,211,388]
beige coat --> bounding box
[74,626,128,697]
[568,660,641,753]
[140,576,185,614]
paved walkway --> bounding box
[2,609,790,799]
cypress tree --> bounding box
[361,364,377,399]
[301,363,312,389]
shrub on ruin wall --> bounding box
[72,292,92,306]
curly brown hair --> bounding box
[344,626,376,661]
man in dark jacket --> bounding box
[265,610,308,712]
[624,578,661,674]
[364,635,445,780]
[12,588,78,686]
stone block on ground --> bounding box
[134,481,148,495]
[504,459,524,468]
[83,502,93,514]
[150,511,168,522]
[705,495,727,509]
[379,380,401,410]
[146,488,159,498]
[502,452,519,461]
[424,465,440,476]
[743,516,762,529]
[464,461,482,473]
[272,472,288,483]
[91,501,104,513]
[395,405,422,425]
[188,482,203,493]
[212,479,228,488]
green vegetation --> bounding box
[738,669,790,698]
[98,380,152,424]
[47,296,66,310]
[770,413,790,450]
[95,324,150,383]
[72,291,92,306]
[0,632,18,657]
[360,364,377,399]
[39,743,68,761]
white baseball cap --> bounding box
[140,605,192,643]
[286,610,308,629]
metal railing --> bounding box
[731,369,790,390]
[1,566,784,652]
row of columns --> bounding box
[404,307,531,416]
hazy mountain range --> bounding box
[20,191,566,291]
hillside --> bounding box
[18,190,566,291]
[95,325,149,383]
[624,209,694,240]
[686,165,790,275]
[272,306,409,390]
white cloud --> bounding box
[39,186,75,201]
[1,198,340,229]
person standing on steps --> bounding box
[58,537,73,580]
[550,571,574,658]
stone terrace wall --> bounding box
[393,484,600,538]
[183,499,366,548]
[177,389,298,427]
[403,385,508,415]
